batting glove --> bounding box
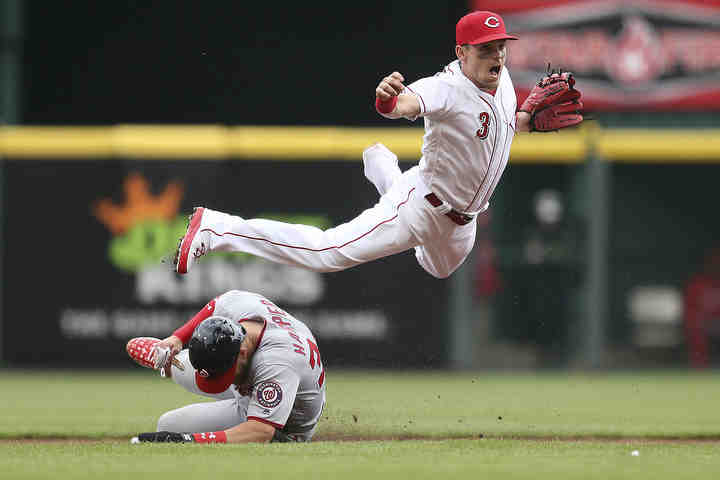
[136,431,194,443]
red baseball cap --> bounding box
[456,11,518,46]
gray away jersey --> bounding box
[213,290,326,441]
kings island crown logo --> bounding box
[91,172,328,305]
[93,172,187,273]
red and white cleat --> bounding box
[126,337,169,370]
[173,207,211,275]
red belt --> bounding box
[424,193,475,226]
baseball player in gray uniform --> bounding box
[173,11,582,280]
[127,290,326,444]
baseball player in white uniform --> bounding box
[173,11,581,280]
[127,290,326,444]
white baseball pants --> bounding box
[202,144,477,279]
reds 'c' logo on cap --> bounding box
[485,16,500,28]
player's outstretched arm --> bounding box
[132,420,275,445]
[225,419,276,443]
[375,71,421,120]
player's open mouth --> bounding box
[489,65,501,77]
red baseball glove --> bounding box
[520,71,583,132]
[530,100,584,132]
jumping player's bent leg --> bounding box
[414,217,477,279]
[175,174,423,274]
[363,144,479,278]
[363,143,402,196]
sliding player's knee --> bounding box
[156,408,183,432]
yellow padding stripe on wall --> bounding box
[0,125,719,163]
[597,129,720,163]
[0,127,114,158]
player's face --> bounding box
[457,40,507,92]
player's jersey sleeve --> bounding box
[246,362,300,430]
[403,76,453,121]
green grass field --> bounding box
[1,369,719,479]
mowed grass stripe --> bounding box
[1,370,719,439]
[1,439,720,480]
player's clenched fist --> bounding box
[374,71,420,117]
[376,72,405,101]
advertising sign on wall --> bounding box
[473,0,720,110]
[3,160,448,368]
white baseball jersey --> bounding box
[169,290,326,442]
[405,60,517,214]
[181,61,519,279]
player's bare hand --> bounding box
[376,72,405,101]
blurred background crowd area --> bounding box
[1,0,719,371]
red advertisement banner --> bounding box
[471,0,720,110]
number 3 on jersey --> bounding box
[476,112,490,140]
[307,339,325,388]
